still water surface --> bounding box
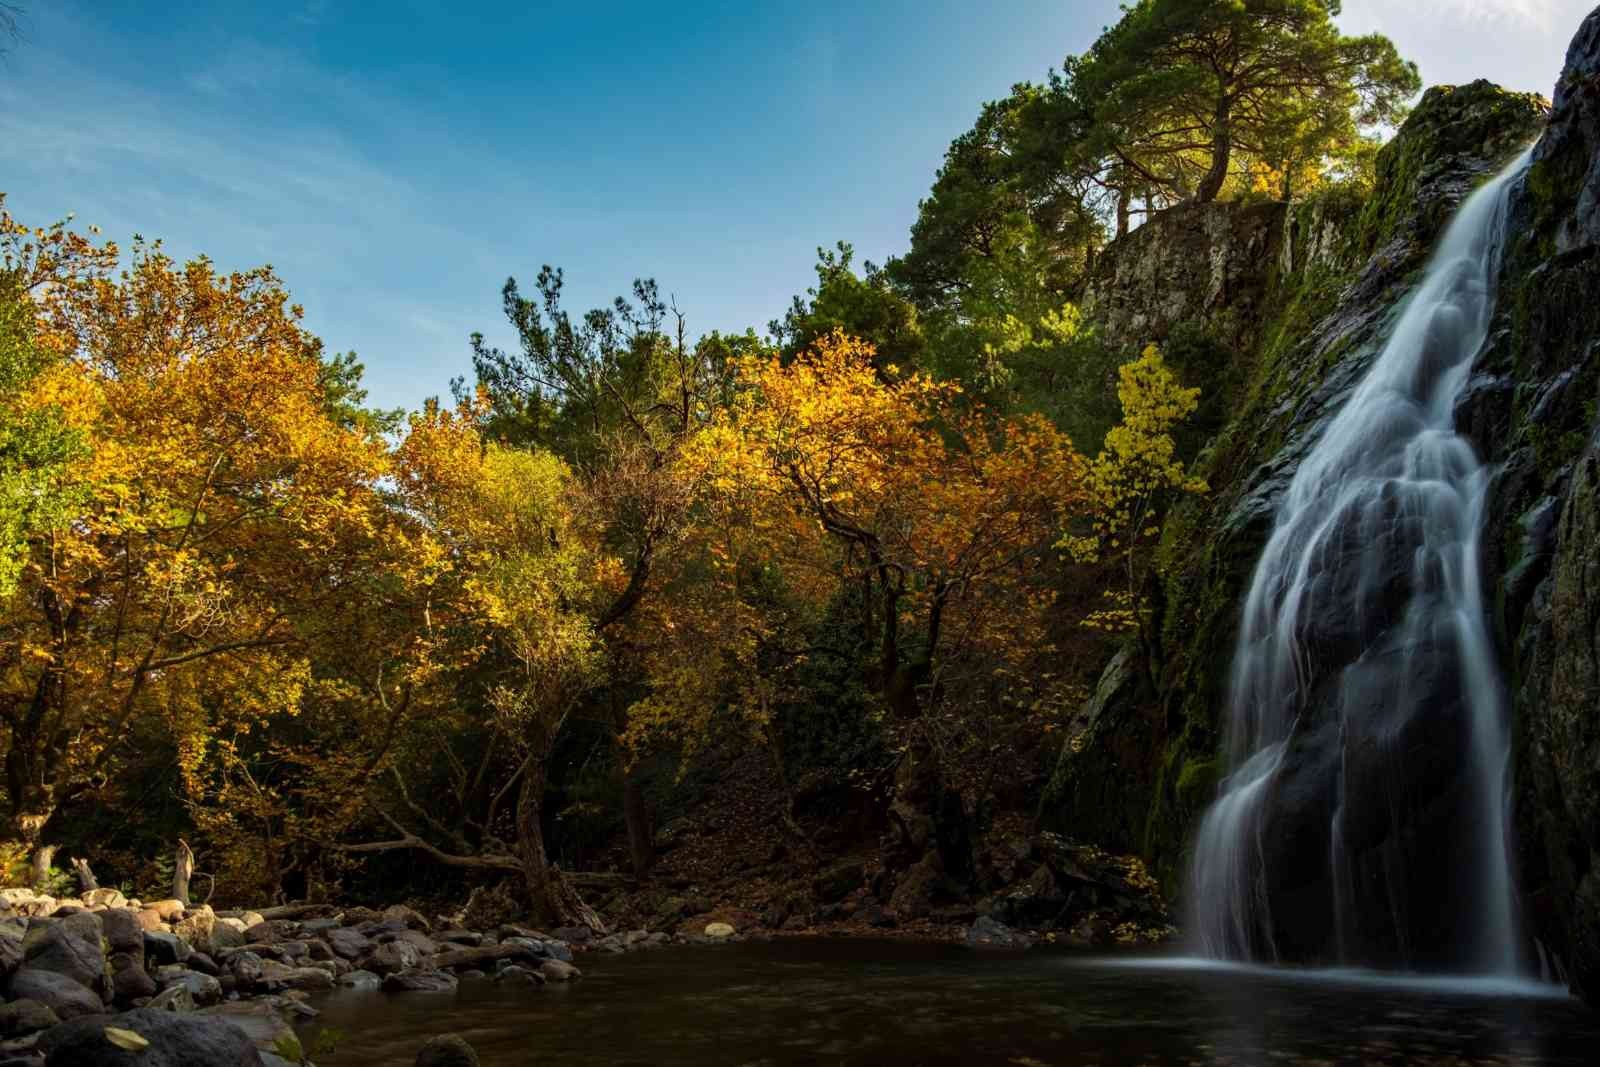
[303,938,1597,1065]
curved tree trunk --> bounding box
[1196,96,1232,203]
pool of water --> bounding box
[302,938,1598,1065]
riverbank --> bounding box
[0,857,1168,1067]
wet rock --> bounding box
[416,1033,480,1067]
[495,965,544,987]
[324,927,371,960]
[156,969,221,1007]
[146,984,196,1013]
[226,951,264,987]
[537,959,580,982]
[359,940,420,975]
[964,916,1031,950]
[0,999,58,1037]
[337,969,381,991]
[381,969,457,993]
[197,999,297,1057]
[384,929,440,956]
[255,960,333,993]
[703,922,735,939]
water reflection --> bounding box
[303,940,1596,1066]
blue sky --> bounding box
[2,0,1591,411]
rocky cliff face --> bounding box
[1080,200,1289,358]
[1043,22,1590,985]
[1491,7,1600,1002]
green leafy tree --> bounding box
[1080,0,1419,203]
[771,242,925,376]
[0,214,88,600]
[317,351,404,438]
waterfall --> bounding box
[1189,150,1532,974]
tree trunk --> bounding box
[29,844,58,889]
[173,839,195,905]
[69,857,97,893]
[1116,190,1131,238]
[621,766,654,879]
[1196,95,1232,203]
[513,745,607,933]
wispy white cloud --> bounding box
[1413,0,1560,27]
[0,8,505,408]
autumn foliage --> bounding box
[0,197,1204,918]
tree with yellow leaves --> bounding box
[674,332,1089,893]
[1061,344,1207,634]
[0,209,390,880]
[320,401,611,927]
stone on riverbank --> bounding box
[0,998,58,1037]
[964,916,1032,950]
[37,1007,264,1066]
[382,969,458,993]
[7,969,104,1020]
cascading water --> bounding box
[1189,150,1532,975]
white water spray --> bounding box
[1190,150,1532,974]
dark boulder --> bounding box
[99,911,143,958]
[7,968,105,1020]
[39,1007,264,1066]
[23,914,107,996]
[382,970,458,993]
[416,1033,480,1067]
[0,998,59,1037]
